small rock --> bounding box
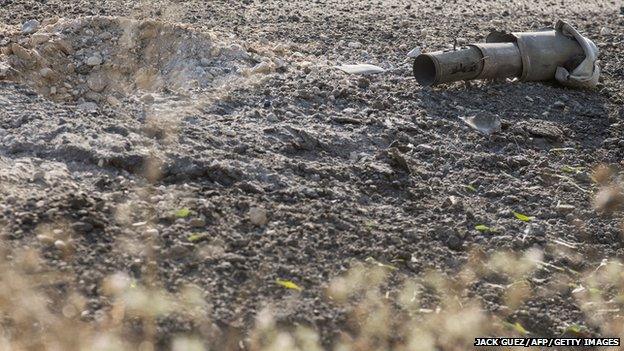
[266,112,278,122]
[415,144,434,153]
[347,41,362,49]
[36,234,56,245]
[86,55,103,66]
[87,73,107,92]
[21,19,40,35]
[55,39,73,55]
[145,228,159,237]
[54,240,66,250]
[552,100,566,109]
[190,217,206,227]
[11,43,32,61]
[524,223,545,238]
[39,67,54,79]
[600,27,611,36]
[141,94,155,104]
[30,33,50,46]
[555,203,575,215]
[106,95,121,106]
[442,195,463,210]
[252,61,273,75]
[71,221,94,233]
[77,102,98,113]
[446,235,463,251]
[168,244,190,259]
[249,207,268,226]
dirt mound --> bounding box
[0,16,263,106]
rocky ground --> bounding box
[0,0,623,349]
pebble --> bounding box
[600,27,611,36]
[86,55,103,66]
[54,240,67,250]
[87,73,107,92]
[347,41,362,49]
[555,203,575,215]
[252,61,273,75]
[21,19,40,35]
[145,228,159,237]
[11,43,32,61]
[141,94,155,104]
[39,67,54,79]
[524,223,545,237]
[30,33,50,46]
[168,244,190,259]
[249,207,268,226]
[266,112,278,122]
[71,221,94,232]
[106,95,121,106]
[190,217,206,227]
[36,234,56,245]
[77,102,98,113]
[415,144,434,153]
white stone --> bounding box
[21,19,40,35]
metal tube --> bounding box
[413,46,483,86]
[413,43,522,86]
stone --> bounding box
[252,61,273,75]
[30,33,50,46]
[87,73,107,92]
[190,217,206,227]
[71,221,94,233]
[141,94,155,104]
[39,67,55,79]
[11,43,32,61]
[77,102,98,113]
[555,203,575,215]
[106,95,121,106]
[21,19,40,35]
[54,240,67,250]
[86,55,103,66]
[55,39,73,55]
[36,234,56,245]
[249,207,268,226]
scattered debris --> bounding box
[475,224,496,233]
[407,47,421,58]
[175,208,191,218]
[512,211,533,222]
[335,64,385,75]
[275,278,303,292]
[459,115,501,135]
[365,257,398,270]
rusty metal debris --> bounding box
[413,20,599,88]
